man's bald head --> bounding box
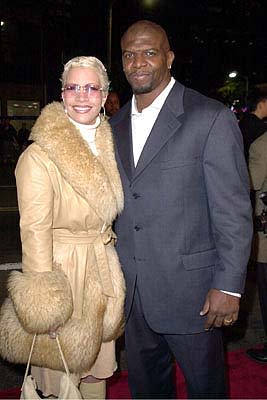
[121,20,171,51]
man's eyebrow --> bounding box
[123,48,158,53]
[144,48,158,51]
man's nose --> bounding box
[132,53,147,68]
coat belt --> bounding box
[53,225,116,297]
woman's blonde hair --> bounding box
[61,56,110,93]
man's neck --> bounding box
[134,77,171,112]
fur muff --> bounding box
[7,270,73,333]
[0,269,107,373]
[102,246,125,341]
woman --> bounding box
[14,56,125,398]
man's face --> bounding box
[105,92,120,117]
[261,99,267,118]
[121,27,174,96]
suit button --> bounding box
[134,225,141,231]
[133,192,140,199]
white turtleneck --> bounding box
[69,115,101,156]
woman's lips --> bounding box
[73,106,92,113]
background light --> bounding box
[229,71,237,78]
[143,0,159,8]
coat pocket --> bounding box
[160,156,200,170]
[182,248,217,270]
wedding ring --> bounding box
[224,319,233,324]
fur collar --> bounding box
[30,102,123,223]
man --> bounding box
[105,91,120,117]
[239,92,267,162]
[0,117,18,163]
[17,122,30,151]
[110,20,252,399]
[247,132,267,363]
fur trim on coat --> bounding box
[30,102,123,223]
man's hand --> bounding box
[200,288,240,330]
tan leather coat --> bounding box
[249,132,267,262]
[0,102,125,373]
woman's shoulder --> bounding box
[20,142,49,161]
[16,142,53,174]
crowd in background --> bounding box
[0,119,31,164]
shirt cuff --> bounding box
[220,290,241,298]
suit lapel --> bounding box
[133,81,185,181]
[113,103,134,182]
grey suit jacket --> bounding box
[111,81,252,334]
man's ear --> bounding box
[167,50,175,69]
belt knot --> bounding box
[100,225,117,245]
[94,224,116,298]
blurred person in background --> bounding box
[105,91,120,117]
[239,91,267,163]
[0,117,19,163]
[247,131,267,363]
[17,122,31,152]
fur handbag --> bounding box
[20,334,82,399]
[0,269,124,373]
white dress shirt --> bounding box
[131,77,175,166]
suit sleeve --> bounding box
[15,146,53,273]
[249,138,267,191]
[203,107,253,293]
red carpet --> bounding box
[1,347,267,399]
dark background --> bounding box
[1,0,267,105]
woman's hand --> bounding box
[49,326,60,339]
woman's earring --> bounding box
[100,106,106,119]
[61,97,68,114]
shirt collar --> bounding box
[68,115,101,131]
[131,77,176,116]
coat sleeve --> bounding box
[15,145,53,273]
[14,145,73,333]
[203,107,253,293]
[249,137,267,191]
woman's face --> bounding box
[62,67,106,125]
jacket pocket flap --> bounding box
[182,249,217,270]
[160,157,200,169]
